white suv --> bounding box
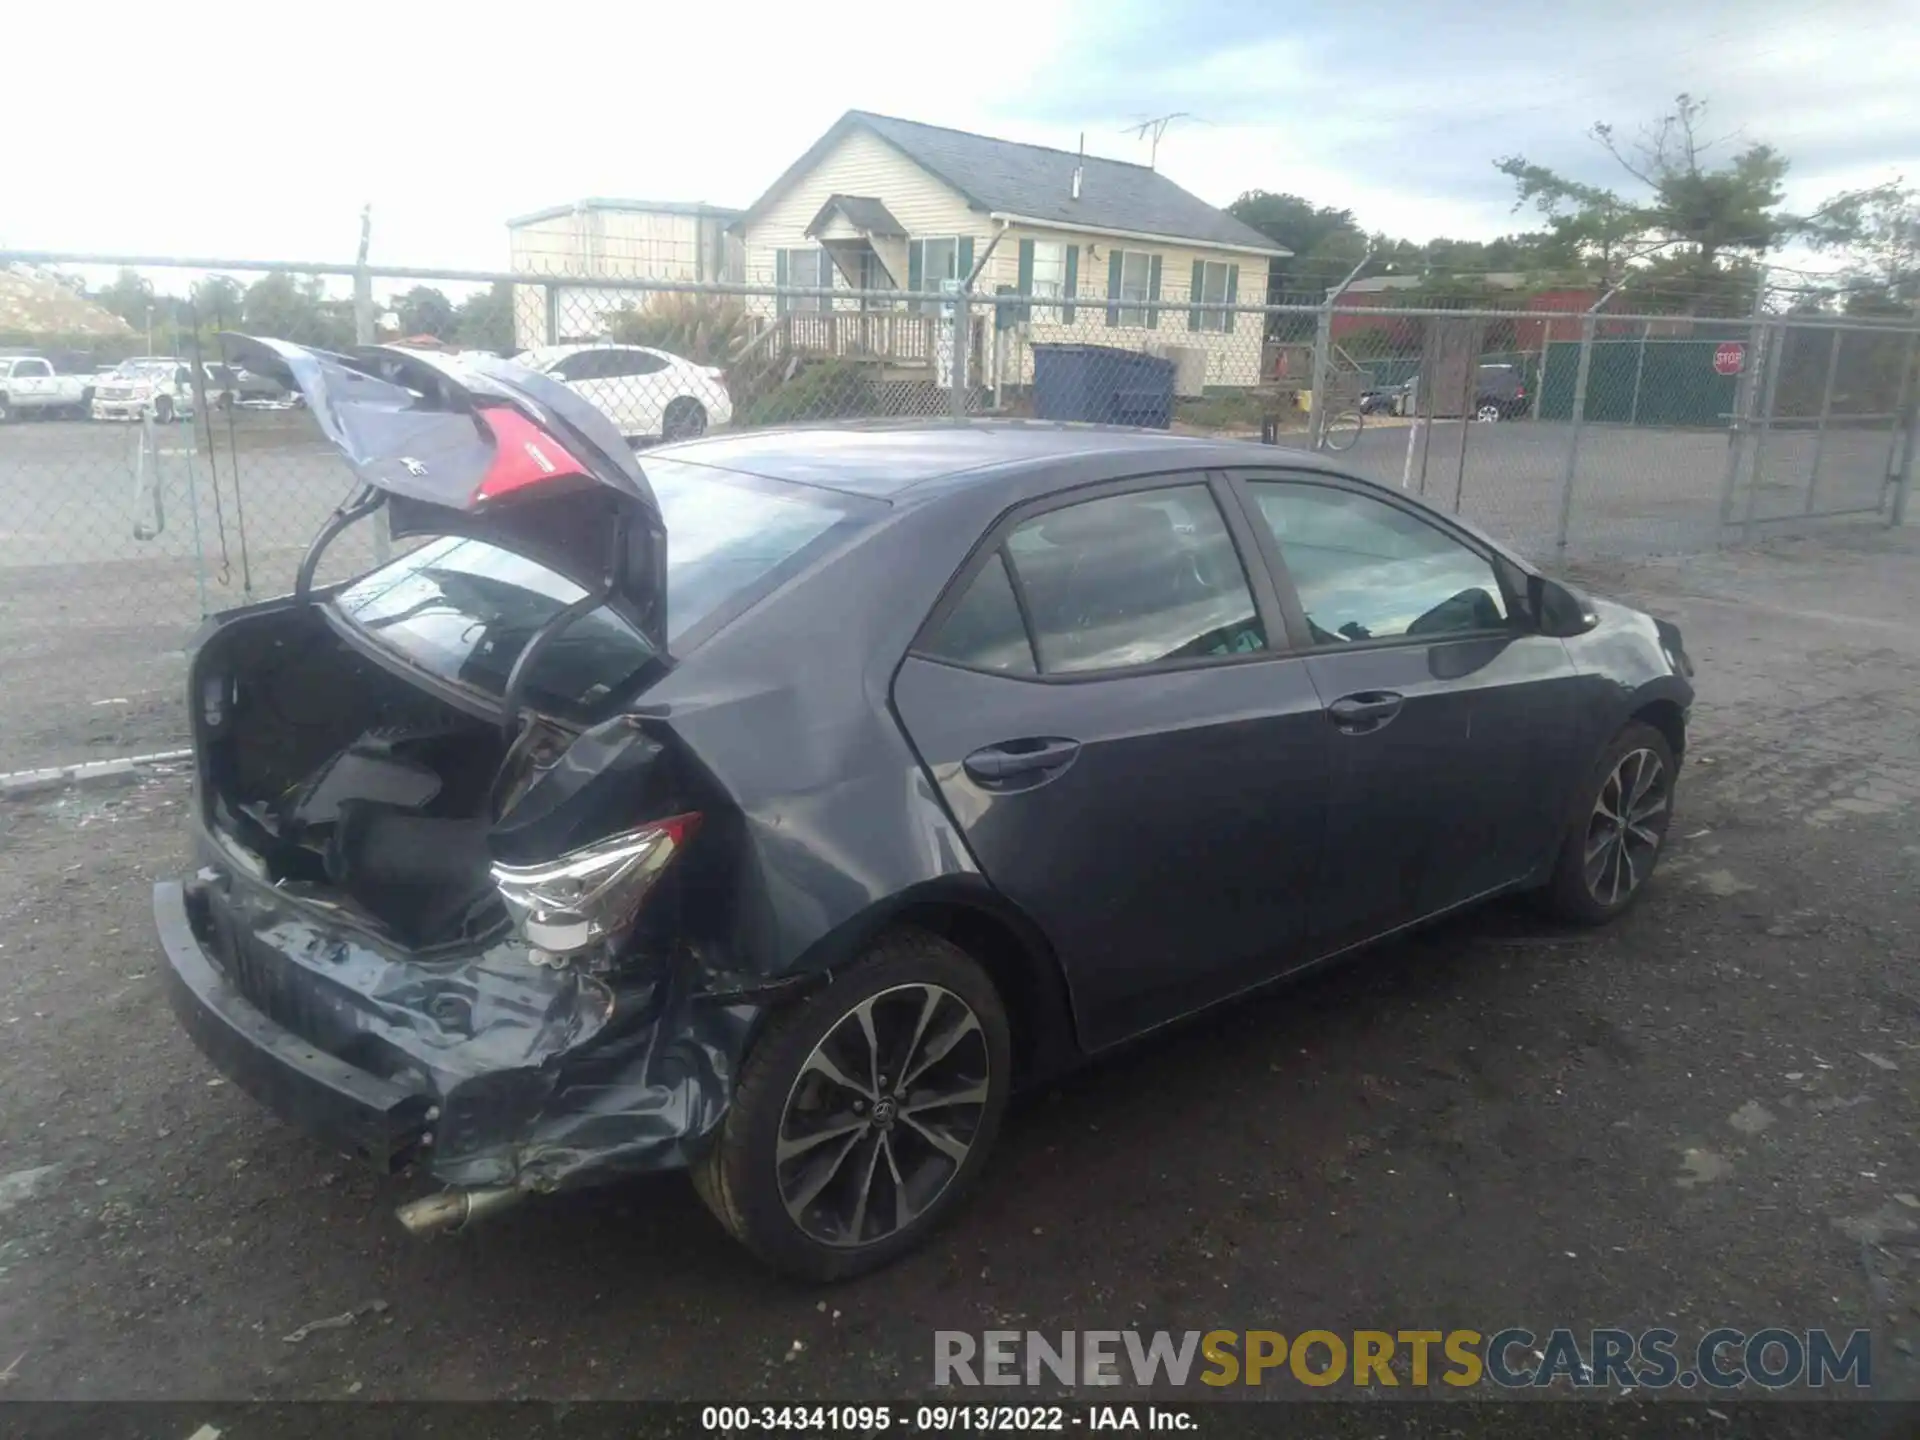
[91,358,197,422]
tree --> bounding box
[395,284,456,339]
[453,281,517,352]
[1809,186,1920,309]
[190,275,246,326]
[94,269,156,329]
[1227,191,1366,297]
[1497,93,1888,310]
[241,271,355,348]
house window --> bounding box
[1114,250,1152,327]
[1194,260,1233,332]
[1030,241,1067,324]
[912,237,958,313]
[779,247,831,312]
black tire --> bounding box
[1541,721,1676,925]
[1320,409,1364,453]
[661,397,707,441]
[153,396,175,424]
[693,928,1011,1282]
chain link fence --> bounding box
[2,250,1917,773]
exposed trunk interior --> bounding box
[193,605,545,949]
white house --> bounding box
[729,110,1290,389]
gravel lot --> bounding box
[1,411,1898,772]
[2,526,1919,1413]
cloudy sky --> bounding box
[3,0,1915,286]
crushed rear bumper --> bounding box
[153,849,751,1191]
[156,881,433,1171]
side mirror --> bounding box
[1529,574,1599,637]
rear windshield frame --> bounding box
[324,460,883,726]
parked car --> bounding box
[155,338,1693,1281]
[1359,381,1407,415]
[1394,363,1530,421]
[0,354,96,421]
[200,362,300,410]
[91,357,197,422]
[514,342,731,443]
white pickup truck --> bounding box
[0,355,97,422]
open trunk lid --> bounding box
[220,335,668,649]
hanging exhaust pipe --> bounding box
[394,1186,524,1237]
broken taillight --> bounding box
[490,813,701,967]
[471,405,591,504]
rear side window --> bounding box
[926,484,1264,677]
[609,350,669,377]
[922,552,1036,674]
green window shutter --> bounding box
[1063,245,1078,323]
[908,241,923,292]
[1106,249,1124,327]
[1189,260,1205,331]
[821,246,835,310]
[1017,239,1035,321]
[1224,264,1239,333]
[1145,255,1163,329]
[775,249,789,316]
[957,236,975,289]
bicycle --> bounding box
[1317,407,1364,453]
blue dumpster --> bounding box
[1031,344,1176,428]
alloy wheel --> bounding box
[775,983,991,1249]
[1584,747,1668,907]
[1476,402,1503,423]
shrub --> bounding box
[739,359,877,426]
[606,292,756,366]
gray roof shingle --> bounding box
[744,111,1289,256]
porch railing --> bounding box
[786,310,936,364]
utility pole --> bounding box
[353,204,375,346]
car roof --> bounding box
[645,419,1331,501]
[520,343,657,359]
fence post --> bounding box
[1628,320,1649,426]
[1804,326,1843,514]
[1892,331,1920,529]
[950,287,970,420]
[353,206,391,564]
[1881,330,1912,526]
[1716,269,1770,538]
[1553,312,1598,555]
[1742,321,1786,543]
[1308,306,1333,449]
[1532,318,1551,422]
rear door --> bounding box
[892,472,1330,1052]
[1230,470,1583,949]
[602,348,672,437]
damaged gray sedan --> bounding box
[157,338,1691,1280]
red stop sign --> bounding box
[1713,342,1745,376]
